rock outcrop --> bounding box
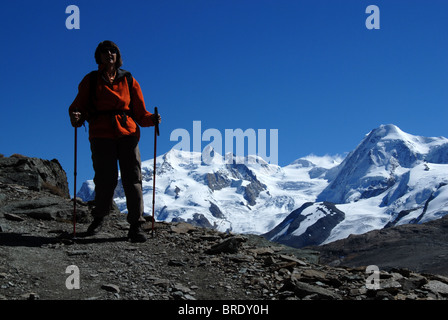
[308,214,448,278]
[263,202,345,248]
[0,154,89,223]
[0,154,70,198]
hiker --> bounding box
[68,40,161,242]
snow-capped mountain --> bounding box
[318,124,447,204]
[265,124,448,248]
[78,147,342,235]
[78,124,448,248]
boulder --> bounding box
[0,154,70,198]
[0,154,89,222]
[2,197,89,222]
[206,236,247,254]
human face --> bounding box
[100,46,117,66]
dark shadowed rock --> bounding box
[2,197,89,222]
[263,202,345,248]
[206,236,246,254]
[0,155,69,198]
[309,214,448,277]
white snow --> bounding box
[77,124,448,246]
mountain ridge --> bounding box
[77,124,448,249]
[267,124,448,248]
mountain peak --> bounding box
[289,154,344,169]
[318,124,448,204]
[377,123,401,132]
[362,124,447,157]
[370,124,405,139]
[366,124,421,145]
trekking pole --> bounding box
[152,107,159,238]
[73,116,78,238]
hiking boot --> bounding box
[128,224,147,243]
[86,217,104,236]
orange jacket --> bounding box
[69,68,155,140]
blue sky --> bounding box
[1,0,447,195]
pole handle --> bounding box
[154,107,160,136]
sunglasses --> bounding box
[101,46,118,54]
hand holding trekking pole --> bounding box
[70,112,83,127]
[152,112,161,129]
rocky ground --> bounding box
[1,155,448,302]
[1,184,448,301]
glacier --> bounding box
[77,124,448,248]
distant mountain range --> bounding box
[78,124,448,248]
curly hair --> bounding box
[94,40,123,68]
